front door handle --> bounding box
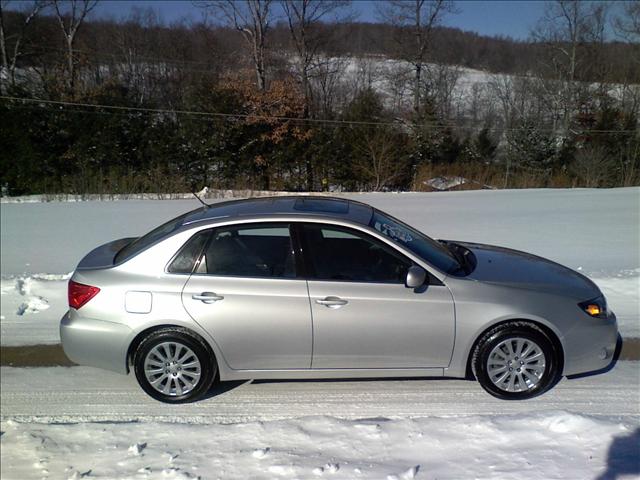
[192,292,224,304]
[315,296,348,308]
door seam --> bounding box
[305,279,315,369]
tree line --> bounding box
[0,0,638,196]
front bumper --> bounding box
[60,311,131,374]
[562,311,619,376]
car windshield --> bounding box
[114,212,191,264]
[369,210,461,274]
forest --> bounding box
[1,0,639,196]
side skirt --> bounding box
[218,367,446,381]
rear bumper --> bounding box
[60,311,131,374]
[562,311,619,376]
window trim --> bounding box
[164,228,214,275]
[296,222,420,285]
[168,222,301,280]
[164,219,445,285]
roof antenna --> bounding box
[192,190,210,209]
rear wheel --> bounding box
[133,328,217,403]
[472,322,560,400]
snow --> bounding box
[0,188,638,478]
[2,188,638,344]
[357,188,639,277]
[591,270,640,338]
[423,175,468,190]
[423,176,494,191]
[1,362,639,478]
[1,410,638,479]
[2,188,637,276]
[2,362,638,422]
[1,275,70,345]
[1,363,640,479]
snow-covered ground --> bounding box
[2,188,638,344]
[2,412,637,480]
[2,188,637,276]
[1,188,639,479]
[1,363,639,479]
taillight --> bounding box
[68,280,100,309]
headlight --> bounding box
[578,295,609,318]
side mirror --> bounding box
[406,265,427,289]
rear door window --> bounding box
[199,224,296,279]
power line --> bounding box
[1,95,638,134]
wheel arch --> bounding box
[464,317,565,379]
[126,323,219,375]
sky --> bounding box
[90,0,550,40]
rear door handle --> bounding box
[192,292,224,303]
[315,296,348,308]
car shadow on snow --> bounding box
[596,427,640,480]
[249,376,455,385]
[199,379,250,400]
[200,334,624,400]
[203,376,466,399]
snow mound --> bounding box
[128,442,147,456]
[423,176,494,191]
[16,277,33,295]
[424,175,468,190]
[324,462,340,473]
[1,412,637,480]
[16,296,50,316]
[252,447,270,459]
[387,465,420,480]
[30,272,73,281]
[1,274,69,345]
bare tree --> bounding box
[199,0,272,91]
[614,1,640,74]
[531,0,603,133]
[614,1,640,42]
[0,0,48,89]
[618,137,640,187]
[570,146,613,187]
[281,0,350,189]
[108,7,191,105]
[380,60,413,116]
[353,126,406,191]
[281,0,350,118]
[377,0,456,117]
[310,55,347,118]
[424,63,461,120]
[52,0,98,94]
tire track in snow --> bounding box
[1,363,638,423]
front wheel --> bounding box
[472,323,560,400]
[133,327,217,403]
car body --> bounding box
[60,196,619,402]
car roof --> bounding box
[182,196,374,226]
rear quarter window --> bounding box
[167,230,211,274]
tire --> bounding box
[472,322,560,400]
[133,327,217,403]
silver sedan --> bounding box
[60,196,619,403]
